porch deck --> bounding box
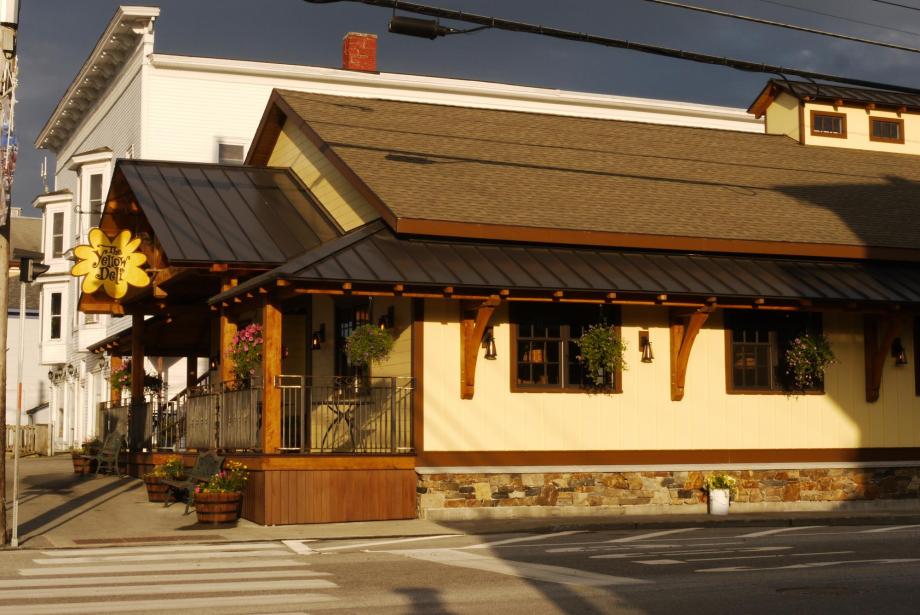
[100,376,417,525]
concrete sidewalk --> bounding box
[5,455,920,550]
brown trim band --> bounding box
[395,218,920,263]
[416,448,920,467]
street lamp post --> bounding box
[10,256,49,547]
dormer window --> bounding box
[810,111,846,138]
[870,117,904,144]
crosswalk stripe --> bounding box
[0,569,329,589]
[737,526,824,538]
[0,592,338,614]
[33,549,285,565]
[40,542,282,557]
[0,578,337,600]
[606,528,702,543]
[18,559,308,576]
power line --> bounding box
[640,0,920,53]
[753,0,920,39]
[869,0,920,12]
[305,0,920,95]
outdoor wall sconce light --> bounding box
[483,326,497,360]
[377,306,395,330]
[47,369,54,381]
[892,338,908,366]
[311,323,326,350]
[209,355,219,371]
[639,330,654,363]
[65,364,77,380]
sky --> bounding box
[12,0,920,212]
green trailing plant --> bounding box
[575,323,627,387]
[703,473,738,495]
[110,359,163,394]
[345,324,395,367]
[785,333,836,391]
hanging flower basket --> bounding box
[345,324,394,367]
[785,333,836,391]
[575,323,627,389]
[228,323,263,383]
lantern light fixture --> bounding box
[312,323,326,350]
[639,330,654,363]
[892,338,908,366]
[483,326,497,360]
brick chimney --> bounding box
[342,32,378,72]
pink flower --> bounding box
[255,338,263,345]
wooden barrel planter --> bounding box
[71,453,92,474]
[143,476,170,503]
[195,492,242,524]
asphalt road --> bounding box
[1,523,919,614]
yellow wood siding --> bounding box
[267,119,380,230]
[804,101,920,154]
[371,298,413,379]
[764,91,799,141]
[422,300,919,452]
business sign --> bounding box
[70,228,150,299]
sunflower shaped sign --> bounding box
[70,228,150,299]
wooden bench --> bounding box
[83,432,124,476]
[161,451,225,514]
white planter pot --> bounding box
[708,488,730,515]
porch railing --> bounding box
[123,375,412,455]
[218,379,262,450]
[5,425,49,455]
[303,376,414,454]
[98,400,130,443]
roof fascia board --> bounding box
[151,53,761,132]
[31,191,73,210]
[394,217,920,263]
[35,6,159,150]
[66,148,114,171]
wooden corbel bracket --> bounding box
[460,295,501,400]
[670,306,713,401]
[865,313,902,403]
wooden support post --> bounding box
[261,295,282,453]
[131,314,145,402]
[219,278,238,384]
[669,307,712,401]
[460,295,501,400]
[865,314,901,403]
[110,355,122,404]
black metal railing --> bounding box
[304,376,414,454]
[118,375,412,455]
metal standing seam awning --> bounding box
[210,221,920,306]
[110,160,343,268]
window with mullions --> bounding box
[89,174,103,228]
[334,302,370,379]
[725,311,823,393]
[869,117,904,144]
[511,303,621,392]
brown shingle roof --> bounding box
[272,89,920,257]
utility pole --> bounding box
[0,0,20,548]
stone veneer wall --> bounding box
[417,467,920,513]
